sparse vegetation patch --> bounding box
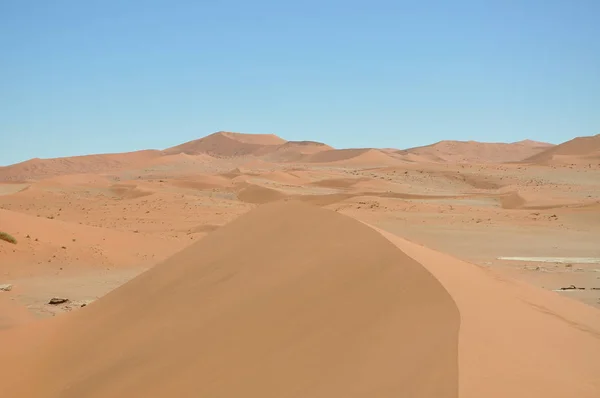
[0,231,17,244]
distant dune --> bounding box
[0,150,162,182]
[257,140,334,162]
[5,201,459,397]
[302,148,403,166]
[1,132,576,182]
[521,134,600,164]
[399,140,554,163]
[218,131,287,145]
[280,140,333,151]
[236,183,292,204]
[2,129,600,398]
[164,131,286,157]
[167,175,232,191]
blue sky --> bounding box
[1,0,598,165]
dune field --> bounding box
[1,131,600,397]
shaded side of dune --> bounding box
[521,134,600,164]
[7,201,460,398]
[164,132,286,157]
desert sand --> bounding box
[1,131,599,397]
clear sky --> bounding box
[1,0,599,165]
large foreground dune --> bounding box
[4,201,460,398]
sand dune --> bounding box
[401,140,554,163]
[309,177,365,188]
[37,173,112,187]
[164,131,286,157]
[377,228,600,397]
[109,183,155,199]
[137,152,242,177]
[257,140,334,161]
[0,150,162,182]
[5,202,459,398]
[218,132,287,145]
[166,175,232,190]
[1,131,600,397]
[551,152,600,165]
[0,295,34,330]
[303,148,403,166]
[0,182,30,196]
[236,184,287,204]
[150,152,216,166]
[302,148,373,162]
[500,190,592,210]
[255,171,307,185]
[522,134,600,164]
[500,191,527,209]
[238,157,278,171]
[279,140,333,152]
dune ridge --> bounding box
[401,140,554,163]
[5,201,460,398]
[303,148,403,166]
[0,132,571,182]
[0,150,162,182]
[522,134,600,164]
[376,227,600,397]
[164,131,287,157]
[256,140,334,161]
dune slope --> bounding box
[256,140,334,161]
[522,134,600,164]
[0,150,162,182]
[6,201,459,398]
[401,140,554,163]
[375,227,600,398]
[164,131,286,157]
[303,148,402,166]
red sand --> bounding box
[522,134,600,164]
[4,202,460,398]
[401,140,554,163]
[377,227,600,398]
[164,131,286,157]
[0,150,162,182]
[1,131,599,397]
[304,148,404,166]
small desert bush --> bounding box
[0,231,17,244]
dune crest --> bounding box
[164,131,287,157]
[6,201,459,398]
[219,131,287,145]
[375,227,600,397]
